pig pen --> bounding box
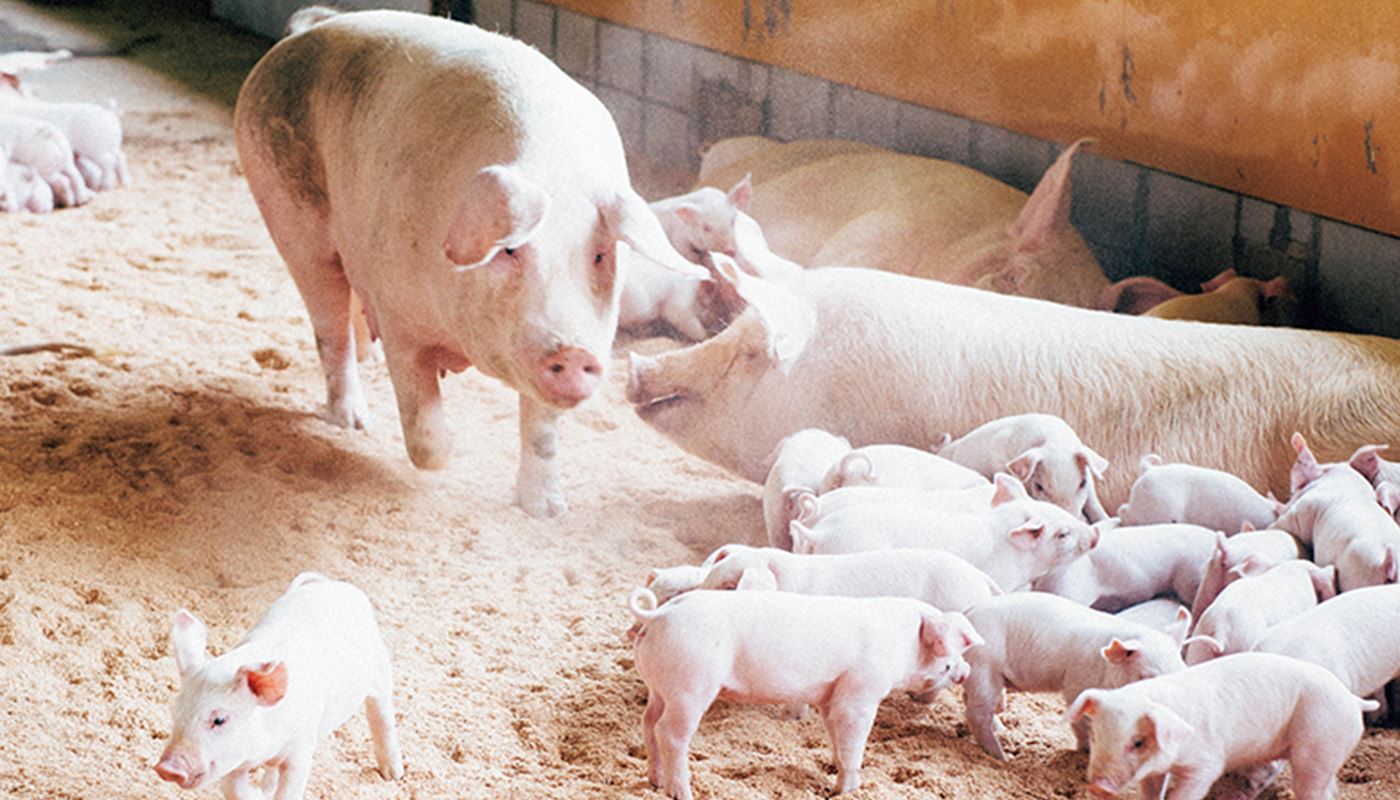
[1,3,1398,799]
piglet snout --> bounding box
[1087,777,1120,798]
[154,750,203,789]
[537,346,602,405]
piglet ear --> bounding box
[1199,267,1239,293]
[1006,448,1044,482]
[1008,521,1046,550]
[1065,690,1101,724]
[170,609,208,680]
[1377,482,1400,516]
[1164,607,1192,646]
[919,611,984,657]
[1078,447,1109,479]
[736,565,778,591]
[1289,432,1324,495]
[726,173,753,211]
[1385,546,1400,585]
[1312,564,1338,600]
[1350,444,1388,483]
[443,165,551,268]
[991,473,1028,506]
[702,546,732,567]
[1100,637,1139,665]
[239,661,288,706]
[1143,703,1193,758]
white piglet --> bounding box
[628,588,982,798]
[1031,522,1218,610]
[0,114,90,207]
[1184,559,1336,664]
[1188,529,1304,622]
[1254,584,1400,700]
[788,483,997,524]
[1068,653,1376,800]
[962,593,1189,759]
[154,573,403,799]
[934,412,1109,522]
[761,428,851,549]
[1116,455,1283,532]
[0,95,131,190]
[818,444,988,493]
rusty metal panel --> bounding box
[553,0,1400,237]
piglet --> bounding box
[788,483,996,525]
[155,573,403,798]
[1349,443,1400,488]
[0,114,90,207]
[619,177,753,340]
[701,544,1002,611]
[1097,275,1182,315]
[0,95,131,191]
[1031,522,1218,610]
[1068,652,1376,800]
[761,428,851,549]
[628,588,982,798]
[933,412,1109,522]
[1276,432,1400,590]
[1184,559,1336,664]
[1116,455,1282,532]
[0,143,52,213]
[963,593,1188,760]
[818,444,988,494]
[791,474,1099,592]
[1188,529,1303,623]
[1143,273,1293,326]
[1254,584,1400,700]
[643,564,709,605]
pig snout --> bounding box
[1087,776,1121,798]
[154,748,205,789]
[535,346,602,406]
[626,351,679,412]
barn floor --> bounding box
[1,3,1397,798]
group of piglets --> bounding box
[1098,267,1296,326]
[627,412,1400,800]
[0,49,131,213]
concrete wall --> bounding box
[210,0,430,40]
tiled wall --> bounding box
[216,0,1400,338]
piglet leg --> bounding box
[365,692,405,780]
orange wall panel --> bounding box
[555,0,1400,236]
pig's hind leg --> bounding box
[365,690,405,781]
[642,690,666,787]
[654,692,712,800]
[821,690,882,794]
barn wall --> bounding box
[210,0,431,40]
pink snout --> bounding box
[536,347,602,406]
[1087,777,1121,798]
[154,749,204,790]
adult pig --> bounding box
[694,136,1108,307]
[235,11,700,517]
[626,257,1400,507]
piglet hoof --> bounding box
[517,483,569,518]
[377,761,405,781]
[318,400,371,431]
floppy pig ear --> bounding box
[1199,268,1239,292]
[170,609,208,679]
[606,189,708,278]
[1065,690,1101,724]
[1377,482,1400,516]
[736,565,778,591]
[443,165,550,268]
[710,254,815,366]
[919,613,983,657]
[238,661,288,706]
[1007,448,1044,482]
[726,174,753,211]
[991,473,1028,506]
[1078,447,1109,479]
[1144,703,1193,757]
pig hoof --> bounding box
[318,402,371,430]
[517,486,568,518]
[406,435,452,470]
[378,762,405,781]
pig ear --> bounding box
[170,609,208,679]
[991,473,1029,506]
[788,520,814,554]
[702,545,733,567]
[1100,637,1140,665]
[838,452,874,486]
[1008,521,1046,549]
[1006,449,1044,482]
[1077,448,1109,479]
[672,205,699,226]
[1261,276,1293,301]
[1164,607,1192,645]
[1349,444,1388,483]
[1008,138,1091,252]
[726,174,753,211]
[1138,454,1163,474]
[920,611,984,657]
[1377,482,1400,516]
[443,165,551,268]
[238,661,288,706]
[1385,546,1400,584]
[1065,690,1101,724]
[1143,703,1193,758]
[1289,432,1324,494]
[1312,564,1338,599]
[710,253,815,365]
[1199,267,1239,292]
[736,565,778,591]
[605,190,709,279]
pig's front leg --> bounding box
[365,692,405,780]
[383,342,452,469]
[517,395,567,517]
[821,694,880,795]
[272,756,313,800]
[218,769,266,800]
[1161,762,1222,800]
[963,668,1008,760]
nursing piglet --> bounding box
[1031,522,1217,610]
[761,428,851,549]
[934,412,1109,522]
[963,593,1188,759]
[701,544,1002,609]
[0,95,131,190]
[1254,584,1400,700]
[1184,559,1336,664]
[789,483,997,524]
[628,588,981,798]
[1275,433,1400,590]
[1116,455,1282,532]
[0,114,89,207]
[1188,529,1303,622]
[0,145,53,213]
[1068,653,1375,800]
[819,444,988,493]
[791,474,1099,591]
[154,573,402,798]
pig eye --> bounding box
[593,252,605,265]
[1033,481,1045,495]
[503,247,516,257]
[1056,531,1069,540]
[1131,737,1146,750]
[1079,477,1087,490]
[210,714,227,729]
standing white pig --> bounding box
[818,444,988,494]
[628,588,981,798]
[790,474,1099,591]
[1030,522,1218,610]
[618,177,752,340]
[700,544,1002,610]
[1254,584,1400,700]
[761,428,851,549]
[1275,433,1400,590]
[962,592,1188,759]
[0,114,90,207]
[235,11,701,517]
[1067,653,1376,800]
[1187,529,1303,622]
[1183,559,1336,664]
[934,413,1109,521]
[1116,455,1283,532]
[154,573,402,798]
